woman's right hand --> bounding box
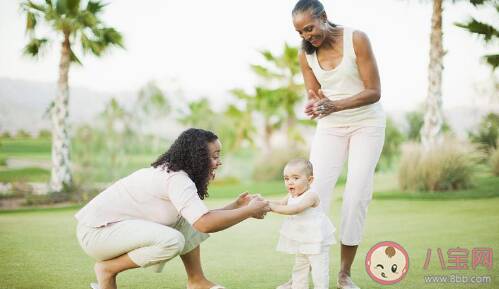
[305,89,323,118]
[248,197,270,219]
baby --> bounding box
[270,158,336,289]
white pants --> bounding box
[291,249,330,289]
[76,218,209,273]
[309,126,385,246]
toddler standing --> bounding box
[270,159,336,289]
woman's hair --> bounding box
[292,0,338,54]
[151,128,218,200]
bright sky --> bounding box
[0,0,496,112]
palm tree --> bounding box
[231,87,285,153]
[178,98,217,129]
[251,43,304,143]
[223,104,256,151]
[455,0,498,69]
[21,0,124,192]
[420,0,445,149]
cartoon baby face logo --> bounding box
[365,241,409,285]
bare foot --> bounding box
[94,262,117,289]
[337,272,360,289]
[187,277,217,289]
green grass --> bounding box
[0,138,51,161]
[373,171,499,200]
[0,167,50,183]
[0,196,498,289]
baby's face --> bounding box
[283,164,311,196]
[369,246,408,282]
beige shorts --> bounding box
[76,217,209,273]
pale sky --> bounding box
[0,0,497,112]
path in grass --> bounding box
[0,196,498,289]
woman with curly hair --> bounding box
[75,128,270,289]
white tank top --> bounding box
[305,27,386,128]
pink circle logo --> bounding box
[365,241,409,285]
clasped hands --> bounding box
[234,192,272,219]
[304,89,337,119]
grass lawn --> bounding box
[0,167,50,183]
[1,195,498,289]
[0,138,51,161]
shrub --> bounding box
[38,129,51,139]
[377,117,405,171]
[398,139,480,191]
[24,191,71,206]
[490,141,499,176]
[15,130,32,138]
[0,156,7,167]
[252,147,308,181]
[469,113,499,153]
[405,110,452,142]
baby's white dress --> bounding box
[276,190,336,255]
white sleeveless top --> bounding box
[276,190,335,255]
[305,27,386,128]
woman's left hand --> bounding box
[235,192,253,208]
[305,89,337,119]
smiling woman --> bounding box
[74,128,270,289]
[284,1,387,289]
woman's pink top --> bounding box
[75,167,209,228]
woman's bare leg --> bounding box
[94,254,139,289]
[180,246,216,289]
[338,244,359,287]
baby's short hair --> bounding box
[285,158,314,177]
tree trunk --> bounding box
[263,119,272,154]
[421,0,444,149]
[50,34,72,192]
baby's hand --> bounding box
[248,197,270,219]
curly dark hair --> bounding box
[151,128,218,200]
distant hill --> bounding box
[0,78,135,134]
[0,77,497,138]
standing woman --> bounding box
[289,1,386,288]
[75,128,270,289]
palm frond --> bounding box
[251,64,282,79]
[261,50,275,62]
[80,32,104,55]
[86,0,107,14]
[230,89,252,101]
[69,46,82,64]
[22,0,47,13]
[26,12,38,32]
[455,18,499,42]
[56,0,81,17]
[23,37,49,56]
[99,27,124,47]
[78,11,98,28]
[484,54,499,70]
[470,0,488,6]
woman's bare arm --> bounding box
[299,51,321,101]
[332,30,381,111]
[193,198,269,233]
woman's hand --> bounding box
[248,197,270,219]
[235,192,253,208]
[305,89,337,119]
